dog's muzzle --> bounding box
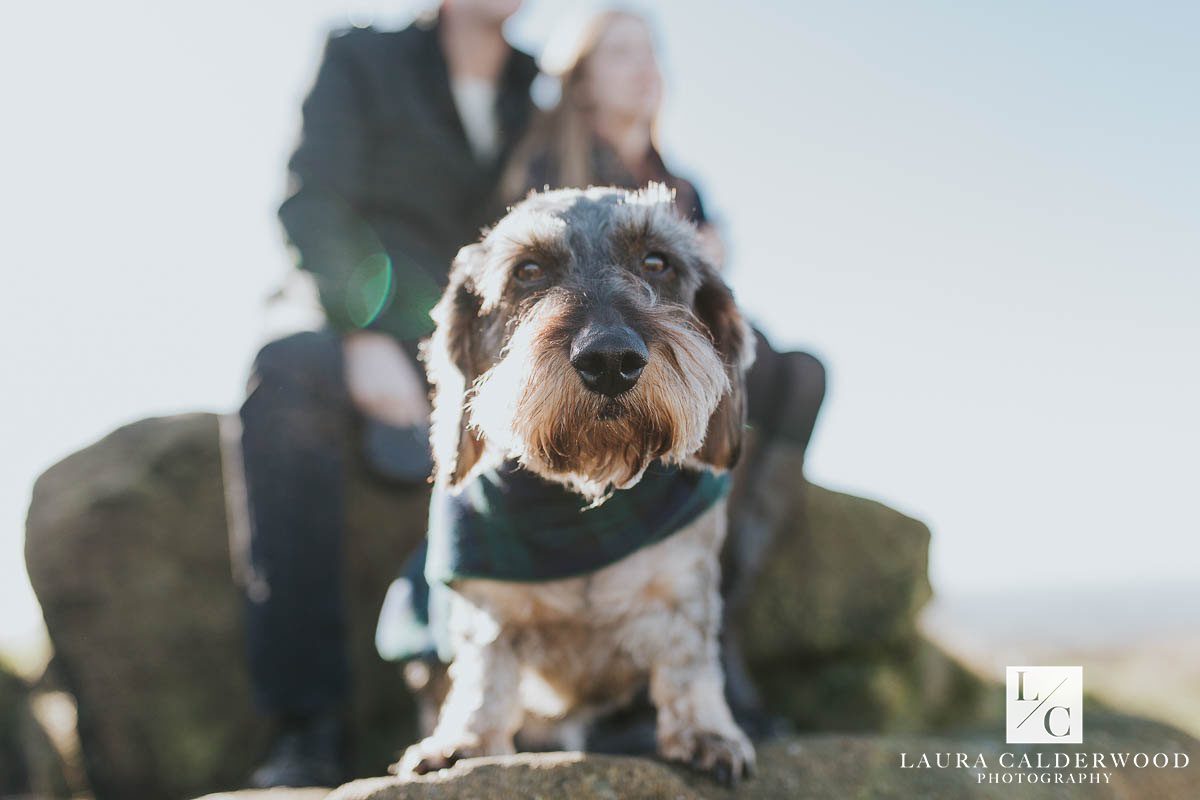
[569,324,648,398]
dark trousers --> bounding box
[240,330,353,717]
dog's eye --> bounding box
[641,252,670,276]
[513,261,546,285]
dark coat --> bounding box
[279,18,539,340]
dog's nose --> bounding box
[570,326,649,398]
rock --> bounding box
[25,414,429,800]
[751,636,1000,734]
[25,413,985,799]
[328,753,703,800]
[731,713,1199,799]
[193,790,330,800]
[26,414,265,800]
[0,660,71,798]
[209,714,1198,800]
[737,483,932,661]
[0,663,37,796]
[732,480,987,732]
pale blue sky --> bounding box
[2,1,1197,653]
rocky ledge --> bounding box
[193,713,1198,799]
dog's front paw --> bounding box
[390,735,482,776]
[659,727,756,787]
[391,731,516,776]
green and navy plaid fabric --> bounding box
[425,460,731,584]
[375,460,730,662]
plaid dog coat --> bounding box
[376,460,731,662]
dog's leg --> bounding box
[648,599,756,786]
[393,602,522,775]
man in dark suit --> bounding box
[239,0,537,787]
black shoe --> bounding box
[362,418,434,483]
[249,714,346,789]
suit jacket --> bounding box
[279,17,539,340]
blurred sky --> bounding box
[2,0,1197,654]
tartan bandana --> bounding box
[375,460,730,663]
[426,460,732,584]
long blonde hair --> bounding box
[501,10,657,201]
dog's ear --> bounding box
[692,272,755,470]
[425,243,488,486]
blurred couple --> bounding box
[239,0,824,788]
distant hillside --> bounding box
[922,581,1200,738]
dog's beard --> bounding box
[468,302,728,501]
